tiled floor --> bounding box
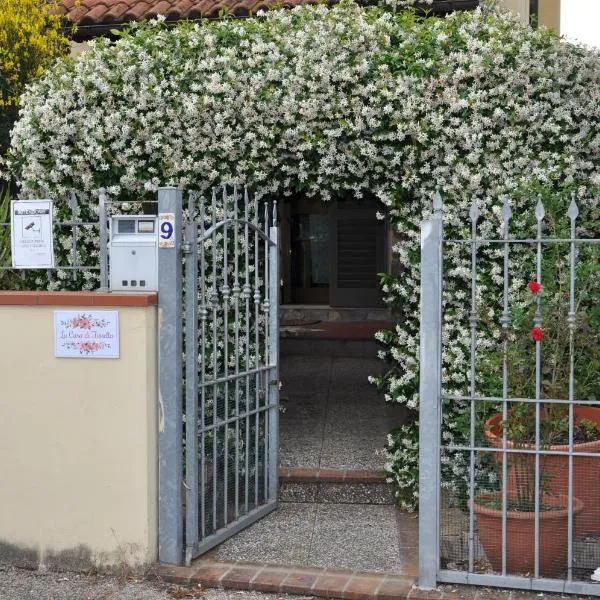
[215,502,418,575]
[279,355,409,471]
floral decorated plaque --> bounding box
[54,311,120,358]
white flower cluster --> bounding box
[5,1,600,508]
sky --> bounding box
[560,0,600,48]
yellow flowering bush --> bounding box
[0,0,70,155]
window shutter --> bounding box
[330,199,386,308]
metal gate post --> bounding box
[158,186,184,565]
[418,197,443,590]
[268,220,280,501]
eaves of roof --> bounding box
[59,0,479,40]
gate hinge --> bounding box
[182,241,192,255]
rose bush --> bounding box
[4,1,600,508]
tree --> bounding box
[0,0,70,156]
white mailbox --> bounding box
[109,215,158,292]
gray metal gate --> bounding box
[419,193,600,595]
[158,185,280,566]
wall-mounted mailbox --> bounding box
[109,216,158,292]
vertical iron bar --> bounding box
[233,186,241,520]
[468,200,480,574]
[185,192,199,565]
[533,199,545,580]
[69,193,78,282]
[211,189,218,532]
[98,188,109,292]
[263,202,270,502]
[158,186,184,565]
[567,198,579,581]
[500,198,512,577]
[222,186,230,526]
[244,188,251,513]
[199,197,207,540]
[268,204,280,502]
[418,192,443,590]
[254,195,260,507]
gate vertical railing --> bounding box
[418,193,600,595]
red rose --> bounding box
[531,327,543,342]
[528,281,541,294]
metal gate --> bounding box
[157,185,280,566]
[418,193,600,595]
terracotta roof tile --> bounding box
[58,0,478,37]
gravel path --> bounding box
[0,564,314,600]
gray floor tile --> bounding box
[319,436,386,471]
[215,503,316,565]
[308,504,403,573]
[280,434,323,468]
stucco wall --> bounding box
[538,0,561,32]
[0,293,158,572]
[499,0,530,24]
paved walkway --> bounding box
[279,355,408,471]
[216,503,417,575]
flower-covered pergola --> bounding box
[6,0,600,507]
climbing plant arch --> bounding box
[7,0,600,506]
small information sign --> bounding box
[54,311,120,359]
[11,200,55,269]
[158,212,176,248]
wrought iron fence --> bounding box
[157,185,280,566]
[0,188,152,291]
[419,193,600,595]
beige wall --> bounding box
[538,0,561,32]
[498,0,530,24]
[0,303,158,571]
[499,0,563,32]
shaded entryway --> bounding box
[279,353,407,471]
[214,322,415,575]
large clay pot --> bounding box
[485,406,600,537]
[472,492,584,577]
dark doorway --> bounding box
[280,196,386,307]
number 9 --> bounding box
[160,221,174,240]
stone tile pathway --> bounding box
[215,503,417,575]
[279,355,408,471]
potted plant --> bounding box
[482,272,600,538]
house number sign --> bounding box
[158,212,176,248]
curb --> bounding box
[280,468,387,484]
[157,560,449,600]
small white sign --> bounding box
[11,199,55,269]
[158,212,176,248]
[54,311,120,359]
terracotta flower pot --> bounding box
[485,406,600,537]
[472,492,584,577]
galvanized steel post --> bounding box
[268,218,280,501]
[418,196,443,590]
[158,186,184,565]
[97,188,109,292]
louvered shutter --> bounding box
[329,199,386,308]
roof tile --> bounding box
[59,0,479,35]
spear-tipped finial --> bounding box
[273,200,278,224]
[469,199,480,223]
[433,190,443,214]
[535,197,545,221]
[568,195,579,221]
